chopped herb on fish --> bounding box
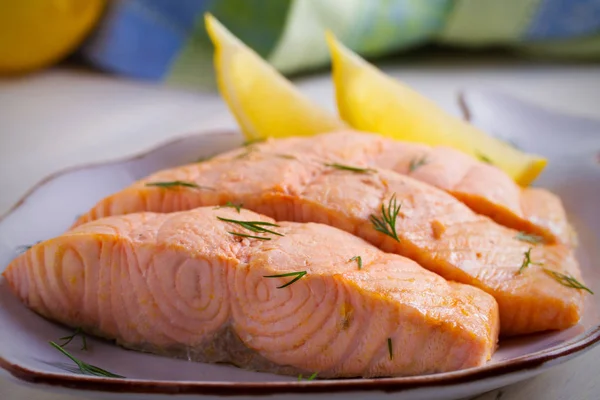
[16,241,41,254]
[543,270,594,294]
[514,232,544,244]
[49,341,124,378]
[196,155,213,162]
[517,248,543,274]
[298,372,318,381]
[409,156,428,172]
[228,232,271,240]
[217,217,283,236]
[264,271,307,289]
[370,194,401,242]
[146,181,214,191]
[349,256,362,270]
[243,137,266,146]
[476,152,494,165]
[235,146,258,159]
[274,153,297,160]
[325,163,376,174]
[214,202,243,213]
[59,327,87,350]
[387,338,393,360]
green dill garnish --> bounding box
[476,152,494,165]
[274,153,297,160]
[517,247,543,274]
[228,232,271,241]
[214,202,243,213]
[349,256,362,270]
[543,270,594,294]
[514,232,545,244]
[387,338,393,360]
[370,194,401,242]
[298,372,318,381]
[196,155,213,163]
[324,163,376,174]
[408,156,428,172]
[59,327,87,350]
[235,146,258,159]
[49,341,124,378]
[145,181,214,191]
[243,137,266,146]
[264,271,307,289]
[16,241,41,254]
[217,217,283,237]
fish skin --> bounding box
[4,207,499,377]
[71,148,585,336]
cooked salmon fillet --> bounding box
[212,132,571,245]
[4,207,499,377]
[72,150,587,335]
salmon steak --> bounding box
[213,131,571,245]
[3,207,499,377]
[72,142,588,336]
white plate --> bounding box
[0,90,599,400]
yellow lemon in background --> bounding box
[0,0,105,75]
[205,13,345,141]
[326,32,547,186]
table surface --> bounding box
[1,58,599,400]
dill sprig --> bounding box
[274,153,297,160]
[16,241,41,254]
[243,137,266,146]
[387,338,393,360]
[349,256,362,270]
[517,248,543,274]
[370,194,401,242]
[514,232,545,244]
[298,372,318,381]
[409,156,428,172]
[476,152,494,165]
[325,163,376,174]
[544,270,594,294]
[264,271,307,289]
[228,232,271,241]
[145,181,214,191]
[235,146,258,159]
[49,341,124,378]
[59,327,87,350]
[217,217,283,237]
[196,154,214,162]
[214,202,243,213]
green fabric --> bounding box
[85,0,600,89]
[439,0,542,46]
[519,33,600,59]
[167,0,292,87]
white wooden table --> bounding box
[1,60,599,400]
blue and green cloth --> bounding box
[82,0,600,88]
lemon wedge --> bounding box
[326,32,547,186]
[205,14,345,141]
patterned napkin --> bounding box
[82,0,600,89]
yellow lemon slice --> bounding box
[326,32,546,186]
[205,13,345,141]
[0,0,105,74]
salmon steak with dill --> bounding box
[3,207,499,378]
[71,138,591,336]
[214,131,573,245]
